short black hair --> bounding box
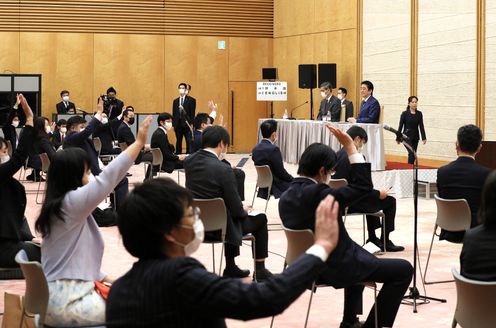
[117,178,193,259]
[66,116,86,130]
[194,113,210,130]
[126,105,134,112]
[260,119,277,138]
[107,87,116,94]
[56,119,67,127]
[479,171,496,228]
[457,124,482,153]
[178,83,187,89]
[297,143,337,177]
[320,81,333,90]
[187,84,192,91]
[202,125,230,149]
[361,80,374,92]
[346,126,368,143]
[60,90,69,97]
[157,112,173,125]
[338,87,348,95]
[123,109,133,118]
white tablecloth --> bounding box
[258,119,386,171]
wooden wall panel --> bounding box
[0,32,20,74]
[274,0,315,38]
[228,37,273,81]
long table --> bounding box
[258,119,385,171]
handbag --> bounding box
[1,292,36,328]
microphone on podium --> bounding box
[289,101,309,119]
[383,124,409,141]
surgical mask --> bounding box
[128,117,135,125]
[101,118,109,124]
[80,127,86,133]
[62,96,69,102]
[320,91,327,98]
[179,88,186,95]
[12,120,19,128]
[337,94,343,100]
[60,127,67,134]
[165,122,173,130]
[0,155,10,164]
[175,214,204,256]
[45,126,51,134]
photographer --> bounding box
[102,87,124,120]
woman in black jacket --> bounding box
[397,96,427,164]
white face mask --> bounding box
[62,95,69,102]
[337,94,343,100]
[101,118,109,124]
[12,120,19,128]
[0,154,10,164]
[320,91,327,99]
[165,122,173,130]
[45,126,51,134]
[179,88,186,95]
[80,127,86,133]
[60,127,67,134]
[174,215,204,256]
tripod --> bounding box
[400,141,446,312]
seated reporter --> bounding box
[118,109,152,165]
[151,113,186,173]
[35,116,153,326]
[106,178,340,327]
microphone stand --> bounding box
[400,140,446,312]
[289,101,309,119]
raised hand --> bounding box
[208,100,218,112]
[136,115,152,146]
[97,97,104,114]
[314,195,340,256]
[18,94,33,127]
[325,124,357,156]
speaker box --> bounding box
[262,68,277,80]
[318,63,337,88]
[298,64,316,89]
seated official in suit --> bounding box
[279,126,412,328]
[348,80,380,124]
[460,171,496,281]
[337,87,354,121]
[51,119,66,150]
[0,94,40,268]
[93,112,121,156]
[317,81,341,121]
[117,109,152,166]
[252,119,293,199]
[437,124,491,243]
[55,90,76,114]
[150,113,186,173]
[333,126,403,252]
[106,179,340,328]
[192,111,246,200]
[63,100,129,209]
[184,126,272,280]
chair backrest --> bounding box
[6,140,13,156]
[193,198,227,242]
[15,250,49,326]
[119,142,128,151]
[328,178,348,189]
[282,226,315,266]
[150,148,163,167]
[255,165,273,189]
[434,195,472,232]
[93,137,102,155]
[39,153,50,174]
[452,267,496,328]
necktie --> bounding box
[64,102,68,108]
[61,134,64,142]
[180,97,184,107]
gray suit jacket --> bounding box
[318,95,341,121]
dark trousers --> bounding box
[0,239,41,267]
[405,138,419,164]
[175,126,192,154]
[345,258,413,328]
[113,177,129,210]
[225,214,268,260]
[349,195,396,239]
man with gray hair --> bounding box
[317,81,341,121]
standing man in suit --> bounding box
[55,90,76,114]
[151,112,186,173]
[338,87,354,121]
[333,126,404,252]
[279,127,412,328]
[252,119,293,200]
[317,82,341,121]
[184,126,272,281]
[104,87,125,121]
[348,80,380,124]
[63,99,128,209]
[117,109,152,165]
[173,82,196,154]
[437,124,491,243]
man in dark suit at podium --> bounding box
[279,125,412,328]
[348,80,380,124]
[338,87,354,121]
[437,124,491,243]
[172,82,196,154]
[317,82,341,121]
[55,90,76,114]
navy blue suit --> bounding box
[279,161,412,327]
[357,96,380,124]
[251,139,293,199]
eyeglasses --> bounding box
[179,207,201,229]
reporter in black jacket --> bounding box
[0,94,40,267]
[107,178,340,327]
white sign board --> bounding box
[256,81,288,101]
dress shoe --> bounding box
[222,265,250,278]
[366,237,383,250]
[385,240,405,252]
[339,320,363,328]
[254,268,273,282]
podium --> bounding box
[0,74,42,126]
[476,141,496,169]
